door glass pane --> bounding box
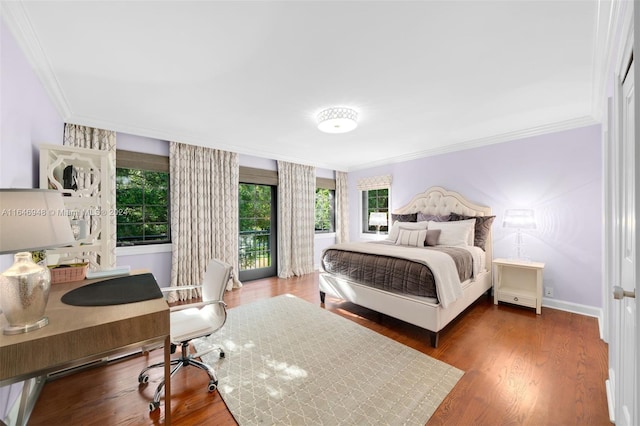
[239,184,273,271]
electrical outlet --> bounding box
[544,287,554,297]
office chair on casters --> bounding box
[139,258,233,412]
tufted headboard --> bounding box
[392,186,493,266]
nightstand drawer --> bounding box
[497,290,536,308]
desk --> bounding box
[0,273,171,424]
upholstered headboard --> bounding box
[393,186,493,265]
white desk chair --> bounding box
[138,258,232,412]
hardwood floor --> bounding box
[28,273,610,425]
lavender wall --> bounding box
[348,125,603,308]
[0,17,65,422]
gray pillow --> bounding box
[425,229,441,246]
[391,213,417,223]
[417,212,450,222]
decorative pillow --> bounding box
[391,213,417,223]
[386,220,428,243]
[395,229,428,247]
[425,229,441,246]
[417,212,450,222]
[449,213,496,250]
[427,219,476,246]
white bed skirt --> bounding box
[319,269,492,345]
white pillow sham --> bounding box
[427,219,476,246]
[395,229,428,247]
[386,220,428,243]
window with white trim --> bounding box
[357,175,392,234]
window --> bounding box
[315,188,335,233]
[116,150,170,246]
[316,177,336,234]
[362,188,389,233]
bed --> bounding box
[319,186,494,347]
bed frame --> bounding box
[319,186,493,347]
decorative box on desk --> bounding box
[49,263,88,284]
[493,258,545,314]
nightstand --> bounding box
[493,258,545,314]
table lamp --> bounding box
[0,189,76,334]
[502,209,536,260]
[369,212,388,234]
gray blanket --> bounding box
[321,245,473,300]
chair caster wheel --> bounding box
[219,351,225,358]
[138,374,149,384]
[208,380,218,392]
[149,401,160,412]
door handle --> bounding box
[613,286,636,300]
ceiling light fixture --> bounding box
[317,107,358,134]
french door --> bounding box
[238,183,277,281]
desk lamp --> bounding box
[369,212,388,234]
[0,189,76,334]
[502,209,536,261]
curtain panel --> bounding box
[63,123,117,268]
[277,161,316,278]
[335,171,349,243]
[170,142,242,300]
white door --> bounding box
[611,58,637,425]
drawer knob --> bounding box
[513,297,519,302]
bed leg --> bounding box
[319,291,326,304]
[430,332,439,348]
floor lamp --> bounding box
[0,189,76,334]
[502,209,536,261]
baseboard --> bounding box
[542,297,604,339]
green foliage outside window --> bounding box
[315,188,335,232]
[239,184,272,270]
[116,168,170,245]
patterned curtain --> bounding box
[277,161,315,278]
[170,142,242,300]
[335,171,349,243]
[63,123,117,268]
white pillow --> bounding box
[427,219,476,246]
[386,220,428,243]
[395,229,428,247]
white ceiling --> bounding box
[2,1,611,171]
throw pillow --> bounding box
[391,213,417,223]
[449,213,496,250]
[386,220,428,243]
[425,229,441,246]
[395,229,428,247]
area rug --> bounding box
[197,294,463,425]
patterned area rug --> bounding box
[197,294,463,425]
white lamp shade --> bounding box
[0,189,76,254]
[502,209,536,229]
[369,212,388,227]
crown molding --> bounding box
[347,115,598,172]
[1,1,72,120]
[66,114,345,172]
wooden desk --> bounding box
[0,273,171,424]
